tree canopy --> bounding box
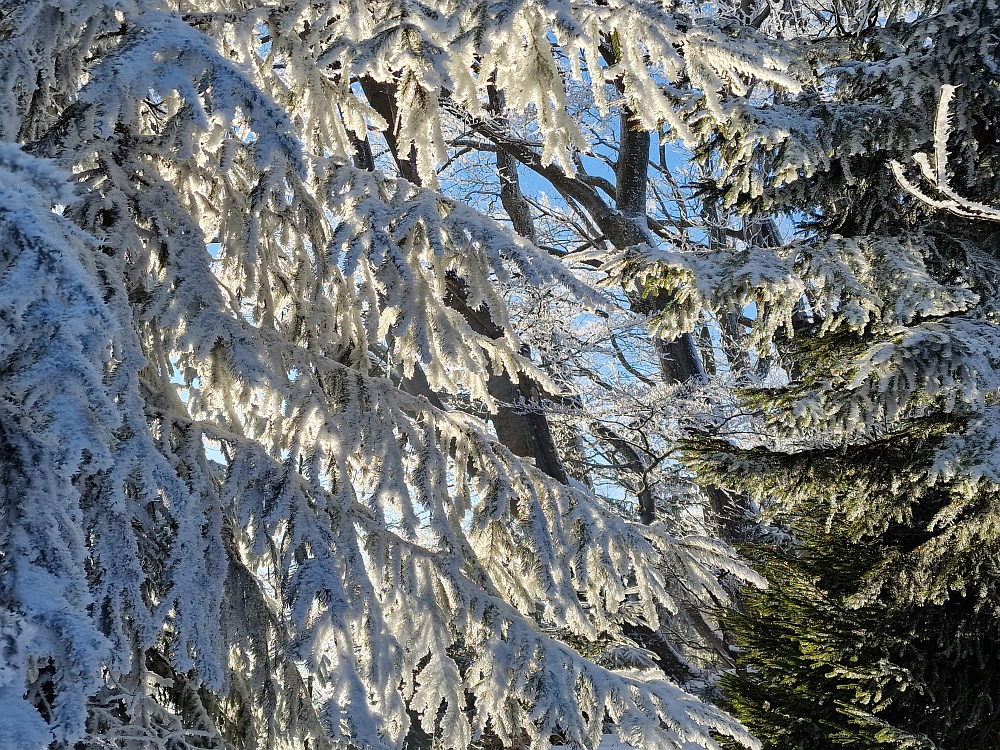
[3,0,999,748]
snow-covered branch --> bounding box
[890,85,1000,222]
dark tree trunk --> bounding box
[616,106,709,390]
[358,77,420,184]
[488,86,537,244]
[362,78,571,485]
[592,424,655,525]
[616,107,649,219]
[653,333,708,386]
[443,276,569,485]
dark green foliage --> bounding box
[691,407,1000,748]
[684,2,1000,746]
[719,501,1000,750]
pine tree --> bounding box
[633,0,1000,746]
[0,0,804,746]
[712,429,1000,749]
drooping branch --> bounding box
[363,80,571,484]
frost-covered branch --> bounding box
[0,0,783,745]
[890,85,1000,222]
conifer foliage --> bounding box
[716,434,1000,749]
[650,0,1000,747]
[0,0,799,747]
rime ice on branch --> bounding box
[0,0,798,747]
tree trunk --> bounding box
[616,106,709,389]
[362,78,570,485]
[358,77,420,184]
[488,86,537,244]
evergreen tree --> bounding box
[712,428,1000,749]
[633,0,1000,746]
